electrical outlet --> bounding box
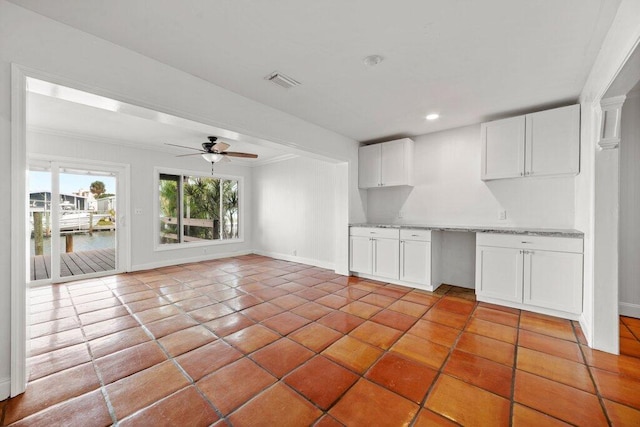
[293,249,297,256]
[398,211,404,219]
[134,208,143,215]
[498,210,507,220]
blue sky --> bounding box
[29,171,116,196]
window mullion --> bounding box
[179,175,184,244]
[219,179,224,240]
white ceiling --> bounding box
[26,92,290,165]
[12,0,621,142]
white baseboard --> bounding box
[579,312,593,347]
[620,302,640,318]
[0,376,10,400]
[131,249,253,272]
[252,250,335,271]
[476,295,580,321]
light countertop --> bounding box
[349,224,584,238]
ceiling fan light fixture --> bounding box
[426,113,440,120]
[202,153,224,163]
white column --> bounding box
[592,96,626,353]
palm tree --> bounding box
[184,177,220,239]
[222,180,239,238]
[159,179,179,243]
[90,181,106,198]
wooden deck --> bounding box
[30,248,116,281]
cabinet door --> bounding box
[372,238,399,280]
[523,250,583,314]
[381,139,408,186]
[481,116,526,180]
[525,105,580,177]
[400,240,431,286]
[475,246,523,303]
[350,236,372,274]
[358,144,381,188]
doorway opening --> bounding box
[28,162,121,283]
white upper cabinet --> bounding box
[358,138,414,188]
[358,144,381,189]
[481,116,525,180]
[525,105,580,177]
[481,104,580,181]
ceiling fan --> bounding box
[166,136,258,165]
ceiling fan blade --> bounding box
[220,156,231,163]
[176,152,206,157]
[211,142,230,152]
[165,143,204,151]
[223,151,258,159]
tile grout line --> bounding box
[509,308,522,426]
[410,296,480,425]
[67,279,120,427]
[323,291,432,421]
[620,317,640,342]
[121,262,349,424]
[573,321,613,426]
[221,281,446,425]
[213,281,382,423]
[115,272,230,425]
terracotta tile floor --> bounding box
[2,254,640,426]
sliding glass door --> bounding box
[28,160,125,284]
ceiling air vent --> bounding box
[265,72,301,89]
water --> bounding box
[30,231,115,256]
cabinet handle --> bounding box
[520,172,524,176]
[411,234,419,237]
[370,231,377,234]
[521,241,531,244]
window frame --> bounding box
[154,167,244,251]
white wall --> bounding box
[252,156,337,269]
[366,124,576,228]
[619,90,640,317]
[440,232,476,289]
[0,0,365,398]
[28,131,254,270]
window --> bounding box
[158,172,240,245]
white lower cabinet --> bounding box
[400,240,431,284]
[350,227,441,291]
[524,250,583,314]
[349,227,399,279]
[476,246,523,303]
[476,233,583,317]
[372,237,400,279]
[349,235,372,275]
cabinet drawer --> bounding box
[477,233,583,253]
[400,229,431,241]
[350,227,399,239]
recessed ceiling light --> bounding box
[426,113,440,120]
[363,55,384,67]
